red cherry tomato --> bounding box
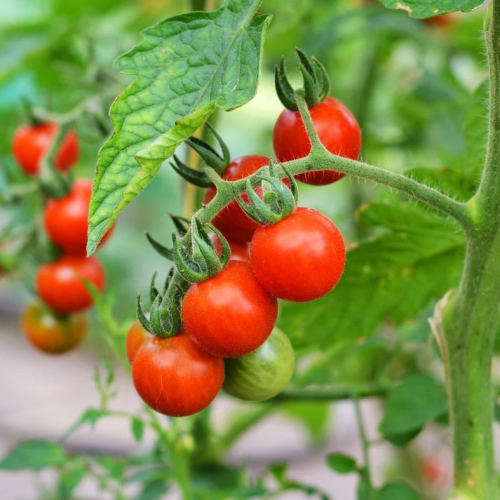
[424,14,454,28]
[273,96,361,186]
[126,319,152,364]
[132,332,224,417]
[209,232,250,262]
[22,302,87,354]
[12,122,79,176]
[36,255,105,314]
[182,260,278,358]
[204,155,270,243]
[250,207,346,302]
[44,179,115,256]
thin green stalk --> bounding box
[273,383,390,402]
[353,396,374,499]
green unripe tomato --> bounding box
[223,328,295,401]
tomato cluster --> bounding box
[128,50,355,418]
[12,122,114,354]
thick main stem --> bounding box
[443,3,500,498]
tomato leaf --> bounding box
[278,200,465,348]
[379,373,447,437]
[375,481,420,500]
[87,0,271,255]
[0,440,66,471]
[377,0,485,18]
[327,453,359,474]
[131,417,145,442]
[58,462,87,497]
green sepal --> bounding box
[275,59,297,112]
[170,155,213,188]
[150,272,160,304]
[149,292,181,339]
[275,48,331,111]
[206,122,230,167]
[169,214,191,236]
[146,233,173,261]
[209,224,231,268]
[173,232,208,283]
[38,173,72,200]
[185,129,229,175]
[136,295,152,333]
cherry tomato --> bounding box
[182,260,278,358]
[36,255,105,314]
[224,328,295,401]
[251,207,345,302]
[126,319,152,364]
[22,302,86,354]
[424,14,454,28]
[273,96,361,186]
[132,332,224,417]
[204,155,270,243]
[209,232,250,262]
[44,179,115,256]
[12,122,79,176]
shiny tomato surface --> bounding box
[22,302,87,354]
[44,179,115,256]
[126,319,152,364]
[273,96,361,185]
[251,207,346,302]
[204,155,270,243]
[13,122,79,176]
[132,332,224,417]
[182,260,278,358]
[36,255,105,314]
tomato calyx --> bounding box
[146,214,191,261]
[136,270,184,338]
[170,123,230,188]
[275,48,331,111]
[237,161,298,225]
[173,218,230,282]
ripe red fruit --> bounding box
[204,155,270,243]
[182,260,278,358]
[273,96,361,185]
[424,14,454,28]
[132,333,225,417]
[12,122,79,176]
[44,179,115,256]
[36,255,106,314]
[251,207,346,302]
[126,319,152,364]
[420,456,449,486]
[22,302,87,355]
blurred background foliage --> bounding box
[0,0,490,496]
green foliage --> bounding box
[375,481,420,500]
[87,0,271,253]
[327,453,359,474]
[378,0,485,18]
[380,373,447,441]
[0,440,67,471]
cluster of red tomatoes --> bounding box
[126,58,362,417]
[12,123,114,354]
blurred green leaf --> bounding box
[380,373,447,437]
[95,456,126,480]
[88,0,272,253]
[279,200,464,348]
[0,440,66,471]
[281,402,329,443]
[327,453,359,474]
[378,0,485,18]
[375,481,420,499]
[58,462,87,497]
[131,417,145,442]
[138,478,169,500]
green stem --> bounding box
[273,383,390,402]
[441,3,500,499]
[353,396,374,499]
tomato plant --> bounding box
[223,327,295,401]
[131,332,225,417]
[22,302,87,354]
[36,255,106,314]
[44,179,115,256]
[3,0,500,499]
[182,260,278,357]
[12,122,79,176]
